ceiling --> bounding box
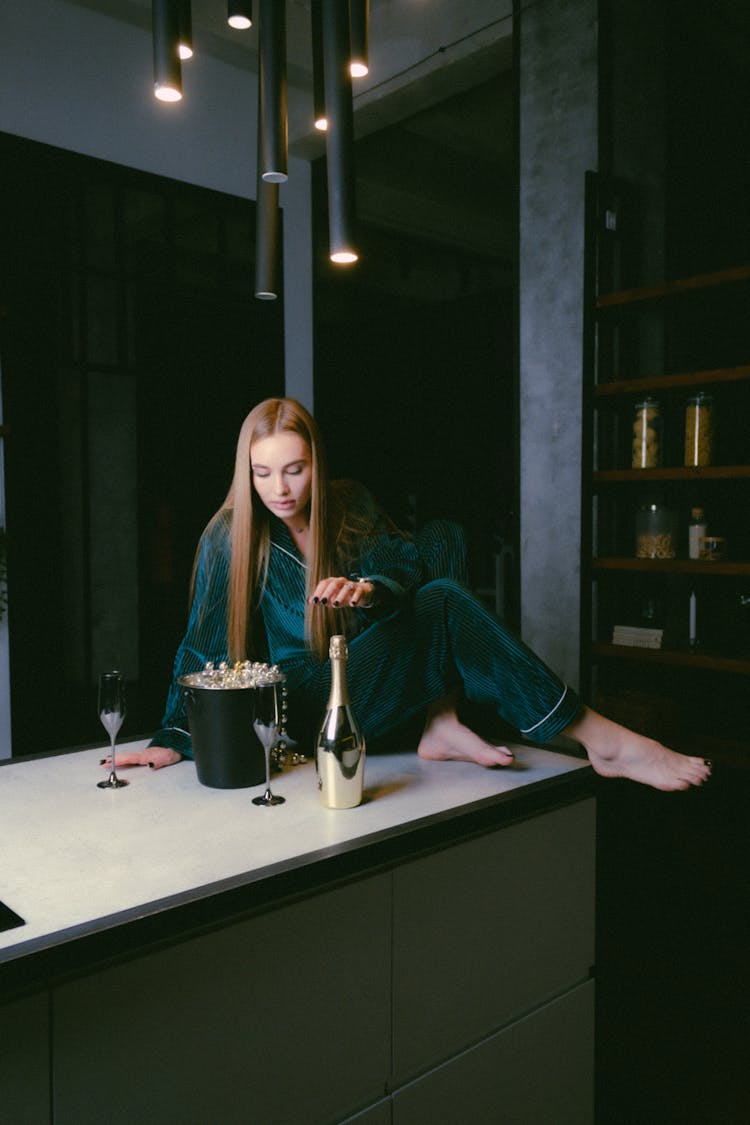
[65,0,516,260]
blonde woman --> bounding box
[109,398,711,792]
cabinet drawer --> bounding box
[52,875,391,1125]
[392,798,595,1081]
[392,979,594,1125]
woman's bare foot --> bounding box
[563,706,711,792]
[417,697,515,768]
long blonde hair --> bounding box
[202,397,342,663]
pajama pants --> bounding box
[288,521,580,748]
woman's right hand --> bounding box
[100,746,183,771]
[310,576,376,608]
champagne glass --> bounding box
[97,670,129,789]
[252,678,285,806]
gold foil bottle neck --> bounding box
[329,634,348,660]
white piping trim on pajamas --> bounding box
[271,542,308,568]
[520,685,569,735]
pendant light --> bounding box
[321,0,358,262]
[177,0,193,60]
[227,2,253,30]
[311,0,327,131]
[254,175,280,300]
[349,0,369,78]
[152,0,182,102]
[259,0,288,184]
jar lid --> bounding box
[691,507,705,518]
[687,391,713,404]
[635,398,660,409]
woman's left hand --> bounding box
[310,577,376,608]
[100,746,183,770]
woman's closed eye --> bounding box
[252,461,307,478]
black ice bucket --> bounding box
[179,675,265,789]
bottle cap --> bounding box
[691,507,705,518]
[329,634,348,659]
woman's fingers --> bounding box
[310,577,375,608]
[349,579,375,607]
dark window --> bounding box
[0,134,284,754]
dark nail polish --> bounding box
[321,597,328,605]
[148,762,155,769]
[99,758,106,765]
[312,596,319,604]
[332,600,340,607]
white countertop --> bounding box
[0,739,590,965]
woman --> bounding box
[110,397,711,792]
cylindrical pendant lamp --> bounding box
[152,0,182,102]
[259,0,288,183]
[311,0,327,131]
[255,174,280,300]
[255,17,278,299]
[227,1,253,30]
[322,0,358,262]
[349,0,369,78]
[178,0,193,60]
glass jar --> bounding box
[635,501,677,559]
[699,535,726,561]
[632,398,662,468]
[684,392,714,466]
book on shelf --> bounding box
[612,625,663,649]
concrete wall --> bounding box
[518,0,598,689]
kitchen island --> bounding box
[1,740,595,1124]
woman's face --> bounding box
[250,430,313,527]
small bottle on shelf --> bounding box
[689,589,699,648]
[688,506,707,560]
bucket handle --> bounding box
[182,687,200,714]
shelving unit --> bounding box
[581,175,750,764]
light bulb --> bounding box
[330,250,358,264]
[315,116,328,131]
[154,84,182,102]
[178,44,193,60]
[350,62,368,78]
[228,15,252,29]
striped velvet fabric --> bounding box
[150,485,579,757]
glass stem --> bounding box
[110,732,118,782]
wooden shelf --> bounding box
[592,642,750,675]
[594,364,750,399]
[594,465,750,483]
[595,263,750,309]
[582,176,750,748]
[593,557,750,576]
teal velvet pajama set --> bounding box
[150,485,581,757]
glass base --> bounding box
[97,774,129,789]
[252,790,285,806]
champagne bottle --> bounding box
[315,635,365,808]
